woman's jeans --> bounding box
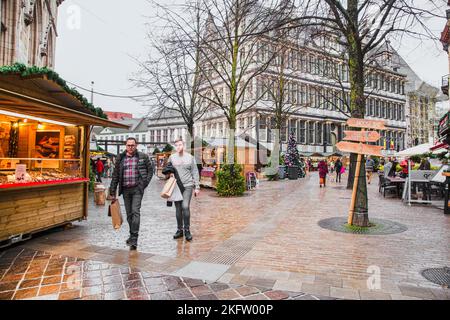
[175,186,193,231]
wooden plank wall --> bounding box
[0,183,85,240]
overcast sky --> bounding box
[55,0,449,118]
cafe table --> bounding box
[385,176,406,198]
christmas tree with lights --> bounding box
[284,133,300,167]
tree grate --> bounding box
[318,217,408,235]
[420,267,450,287]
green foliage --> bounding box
[409,155,422,164]
[0,63,107,119]
[153,147,161,155]
[162,144,174,153]
[216,164,246,197]
[89,165,96,192]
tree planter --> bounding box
[288,166,299,180]
[278,166,287,179]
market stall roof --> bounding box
[395,143,445,157]
[0,64,128,129]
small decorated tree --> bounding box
[284,133,300,167]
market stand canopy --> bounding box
[0,64,128,129]
[395,143,445,157]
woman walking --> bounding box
[334,158,343,183]
[163,138,200,242]
[318,159,329,188]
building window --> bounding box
[298,120,306,144]
[259,116,267,142]
[156,131,161,142]
[308,122,315,145]
[375,100,380,118]
[289,119,297,138]
[315,122,322,145]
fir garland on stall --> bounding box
[0,63,107,119]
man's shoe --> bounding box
[173,230,184,239]
[130,245,137,251]
[126,238,132,246]
[184,230,193,242]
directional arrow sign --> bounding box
[344,130,380,143]
[336,141,384,157]
[346,118,386,130]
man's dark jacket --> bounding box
[110,151,153,196]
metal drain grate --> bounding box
[421,267,450,287]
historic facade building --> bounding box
[0,0,63,68]
[393,52,440,147]
[195,27,408,155]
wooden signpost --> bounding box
[336,118,386,225]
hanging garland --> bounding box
[0,63,107,119]
[8,122,19,158]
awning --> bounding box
[0,73,128,129]
[430,142,449,152]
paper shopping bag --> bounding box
[161,176,177,199]
[108,200,123,230]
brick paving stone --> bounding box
[0,291,14,300]
[183,277,205,288]
[103,283,124,293]
[104,291,126,300]
[38,284,61,296]
[243,293,269,300]
[0,281,19,292]
[197,294,219,300]
[264,290,290,300]
[216,288,241,300]
[58,290,81,300]
[301,283,331,297]
[82,286,103,297]
[245,277,276,289]
[146,284,168,294]
[398,285,435,299]
[150,292,172,300]
[235,286,260,297]
[191,285,214,297]
[169,288,194,299]
[359,290,392,300]
[12,287,38,300]
[273,280,303,292]
[163,276,186,291]
[103,275,123,285]
[209,283,230,292]
[330,287,360,300]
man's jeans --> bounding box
[175,186,193,231]
[122,186,143,246]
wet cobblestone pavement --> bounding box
[1,173,450,300]
[0,247,323,300]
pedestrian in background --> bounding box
[335,158,343,183]
[365,156,375,184]
[95,158,104,183]
[318,160,328,188]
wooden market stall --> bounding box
[155,152,172,179]
[200,137,260,189]
[0,67,128,247]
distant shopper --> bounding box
[400,158,414,178]
[318,160,329,188]
[335,158,343,183]
[384,158,393,177]
[109,138,154,251]
[365,156,375,184]
[95,158,104,183]
[419,158,431,171]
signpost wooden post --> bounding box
[337,119,386,226]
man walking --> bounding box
[95,158,104,183]
[366,156,375,184]
[109,138,153,250]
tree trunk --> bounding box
[347,13,369,226]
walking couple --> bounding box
[109,137,200,250]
